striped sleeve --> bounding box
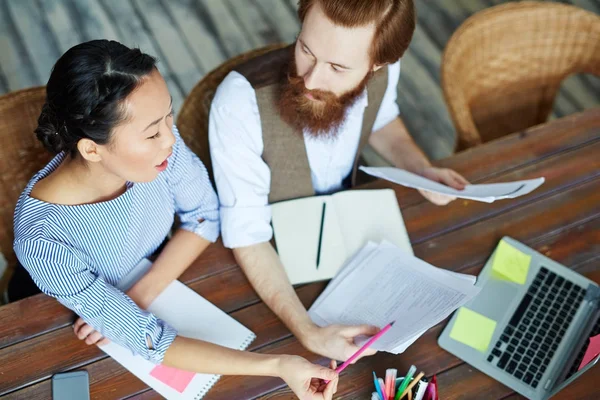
[167,126,220,242]
[14,238,177,364]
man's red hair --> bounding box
[297,0,416,66]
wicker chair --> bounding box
[0,86,51,299]
[442,1,600,151]
[176,43,288,181]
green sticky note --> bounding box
[492,240,532,285]
[450,307,497,352]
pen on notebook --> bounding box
[316,201,326,269]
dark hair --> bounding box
[36,40,157,155]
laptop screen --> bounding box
[550,353,599,397]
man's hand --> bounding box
[73,317,110,346]
[302,324,380,362]
[418,166,469,205]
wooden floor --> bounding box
[0,0,598,160]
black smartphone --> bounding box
[52,371,90,400]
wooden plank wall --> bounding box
[0,0,598,160]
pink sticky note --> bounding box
[150,364,195,393]
[578,334,600,371]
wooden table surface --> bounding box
[1,108,599,400]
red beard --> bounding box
[278,51,371,139]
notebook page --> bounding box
[102,265,255,399]
[271,195,347,284]
[332,189,413,257]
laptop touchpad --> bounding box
[475,279,521,322]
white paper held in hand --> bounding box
[309,242,480,354]
[359,166,545,203]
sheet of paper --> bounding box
[311,242,477,353]
[444,270,477,285]
[150,365,195,393]
[271,195,347,284]
[360,166,545,203]
[579,334,600,370]
[449,307,497,352]
[309,243,481,351]
[492,240,531,285]
[309,242,380,311]
[333,189,413,257]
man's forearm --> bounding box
[233,242,317,344]
[128,229,211,308]
[369,117,431,173]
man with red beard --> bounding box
[208,0,468,364]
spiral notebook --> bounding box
[100,260,256,399]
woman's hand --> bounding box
[278,356,339,400]
[73,317,110,346]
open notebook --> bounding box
[100,259,256,400]
[271,189,412,284]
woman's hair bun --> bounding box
[35,103,68,154]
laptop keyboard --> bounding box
[486,267,586,389]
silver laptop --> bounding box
[439,236,600,399]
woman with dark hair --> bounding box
[11,40,338,399]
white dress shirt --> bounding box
[209,61,401,248]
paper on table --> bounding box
[310,242,476,353]
[579,334,600,370]
[449,307,497,352]
[386,270,476,354]
[491,240,531,285]
[360,166,545,203]
[309,242,481,352]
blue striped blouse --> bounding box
[13,126,220,364]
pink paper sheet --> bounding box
[578,334,600,371]
[150,364,195,393]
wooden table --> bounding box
[1,108,599,400]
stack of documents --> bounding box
[360,166,545,203]
[309,242,481,354]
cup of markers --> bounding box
[372,366,437,400]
